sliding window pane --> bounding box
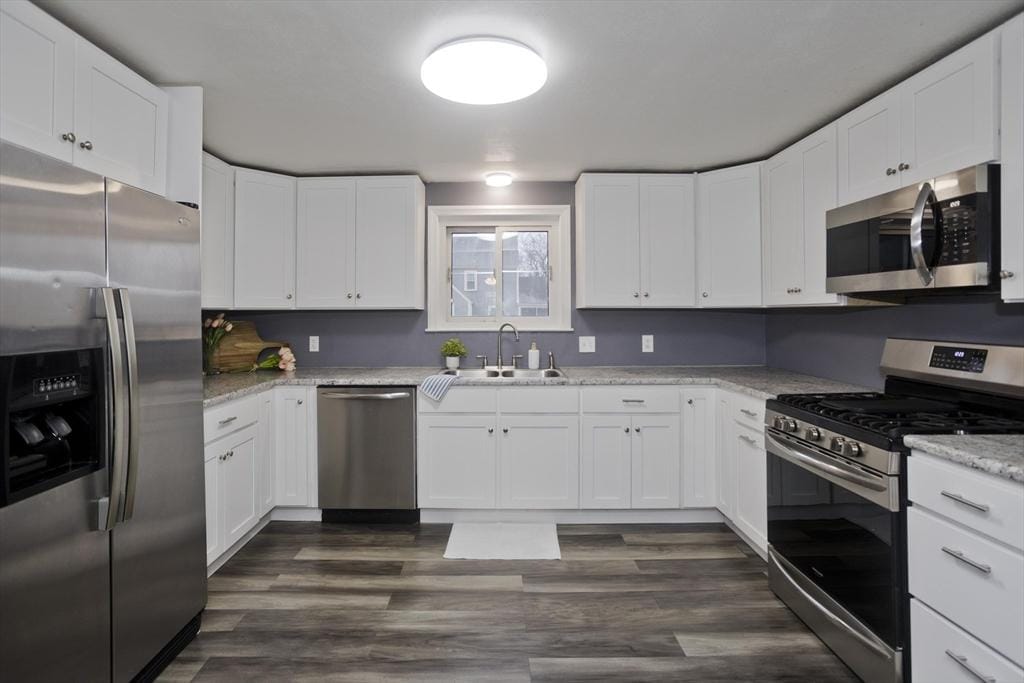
[451,232,496,317]
[502,231,549,317]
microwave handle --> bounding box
[909,181,941,286]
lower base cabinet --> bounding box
[732,423,767,552]
[274,387,311,507]
[499,416,580,509]
[204,424,258,564]
[580,413,680,509]
[417,415,497,509]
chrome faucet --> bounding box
[496,322,520,369]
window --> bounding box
[427,205,571,331]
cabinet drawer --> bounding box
[908,506,1024,665]
[500,387,579,414]
[581,387,680,413]
[909,452,1024,550]
[911,598,1024,683]
[204,395,259,443]
[730,392,765,430]
[417,387,497,414]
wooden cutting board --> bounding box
[212,321,290,373]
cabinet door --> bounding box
[354,176,425,308]
[1001,15,1024,303]
[0,0,75,162]
[417,415,496,508]
[221,427,258,548]
[203,448,221,565]
[73,38,168,195]
[640,175,696,307]
[762,147,805,305]
[257,391,274,516]
[681,388,716,508]
[274,387,309,506]
[234,169,297,308]
[899,32,998,186]
[200,153,234,309]
[697,163,763,307]
[733,424,767,554]
[631,415,681,508]
[715,394,735,518]
[576,174,641,307]
[799,125,840,305]
[499,416,580,509]
[296,178,356,308]
[580,415,632,508]
[836,90,901,204]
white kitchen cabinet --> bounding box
[417,415,497,508]
[220,426,258,549]
[681,387,717,508]
[581,415,632,508]
[696,163,763,307]
[353,176,426,309]
[256,391,274,516]
[296,177,356,308]
[200,153,234,309]
[498,416,580,509]
[1002,14,1024,303]
[0,0,75,162]
[234,169,297,309]
[273,387,311,506]
[911,599,1024,683]
[762,124,842,306]
[631,415,681,508]
[732,423,767,554]
[715,392,735,519]
[576,174,696,308]
[837,31,998,204]
[203,449,221,565]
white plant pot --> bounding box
[445,356,460,370]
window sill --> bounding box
[426,327,575,333]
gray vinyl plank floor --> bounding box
[158,521,858,682]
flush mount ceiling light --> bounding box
[484,172,514,187]
[421,37,547,105]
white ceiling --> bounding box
[39,0,1024,182]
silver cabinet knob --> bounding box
[634,427,641,434]
[702,292,709,298]
[633,292,639,298]
[624,427,630,433]
[347,293,353,299]
[687,399,694,405]
[885,168,896,176]
[487,427,494,434]
[793,287,801,293]
[1000,270,1015,280]
[286,293,293,300]
[80,140,93,150]
[61,132,76,143]
[643,292,649,298]
[898,162,910,171]
[356,293,362,299]
[503,427,509,434]
[297,399,303,405]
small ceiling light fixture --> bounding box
[484,172,514,187]
[421,37,547,105]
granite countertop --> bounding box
[905,434,1024,484]
[203,365,867,408]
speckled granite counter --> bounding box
[204,365,867,408]
[905,434,1024,483]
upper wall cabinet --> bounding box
[201,153,234,309]
[234,169,297,309]
[576,173,696,308]
[696,162,763,308]
[0,1,168,195]
[837,32,998,205]
[762,124,842,306]
[1001,15,1024,303]
[295,176,425,309]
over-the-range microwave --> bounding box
[826,164,999,296]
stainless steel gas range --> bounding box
[763,338,1024,683]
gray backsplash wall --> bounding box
[765,295,1024,389]
[223,181,768,368]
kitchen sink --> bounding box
[440,368,566,380]
[440,368,501,378]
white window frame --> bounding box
[427,205,572,332]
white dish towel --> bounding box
[444,523,561,560]
[419,373,458,401]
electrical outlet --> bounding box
[309,335,319,352]
[642,335,654,353]
[578,336,596,353]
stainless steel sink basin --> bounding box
[440,367,565,380]
[440,368,501,378]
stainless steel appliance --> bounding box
[317,386,417,521]
[0,142,205,681]
[765,338,1024,683]
[826,164,1000,296]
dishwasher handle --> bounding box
[321,391,411,400]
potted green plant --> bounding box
[440,337,468,370]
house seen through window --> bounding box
[450,229,550,319]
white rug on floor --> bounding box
[443,522,561,560]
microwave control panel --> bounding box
[938,196,977,265]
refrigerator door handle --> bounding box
[99,287,129,531]
[118,288,141,521]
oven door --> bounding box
[765,429,904,683]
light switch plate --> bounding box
[642,335,654,353]
[309,335,319,352]
[579,336,596,353]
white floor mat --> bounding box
[443,522,561,560]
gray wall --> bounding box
[224,181,767,368]
[765,295,1024,389]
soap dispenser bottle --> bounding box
[528,341,540,370]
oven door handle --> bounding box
[909,181,941,287]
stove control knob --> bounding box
[842,441,862,457]
[830,436,846,453]
[782,419,799,433]
[804,427,821,441]
[772,416,786,430]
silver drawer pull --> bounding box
[322,392,411,400]
[738,434,758,445]
[217,416,237,426]
[739,408,758,417]
[940,490,990,513]
[941,546,992,574]
[621,399,646,404]
[945,649,996,683]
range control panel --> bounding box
[33,374,82,395]
[930,345,988,373]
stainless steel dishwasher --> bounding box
[317,386,417,522]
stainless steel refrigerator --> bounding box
[0,141,206,681]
